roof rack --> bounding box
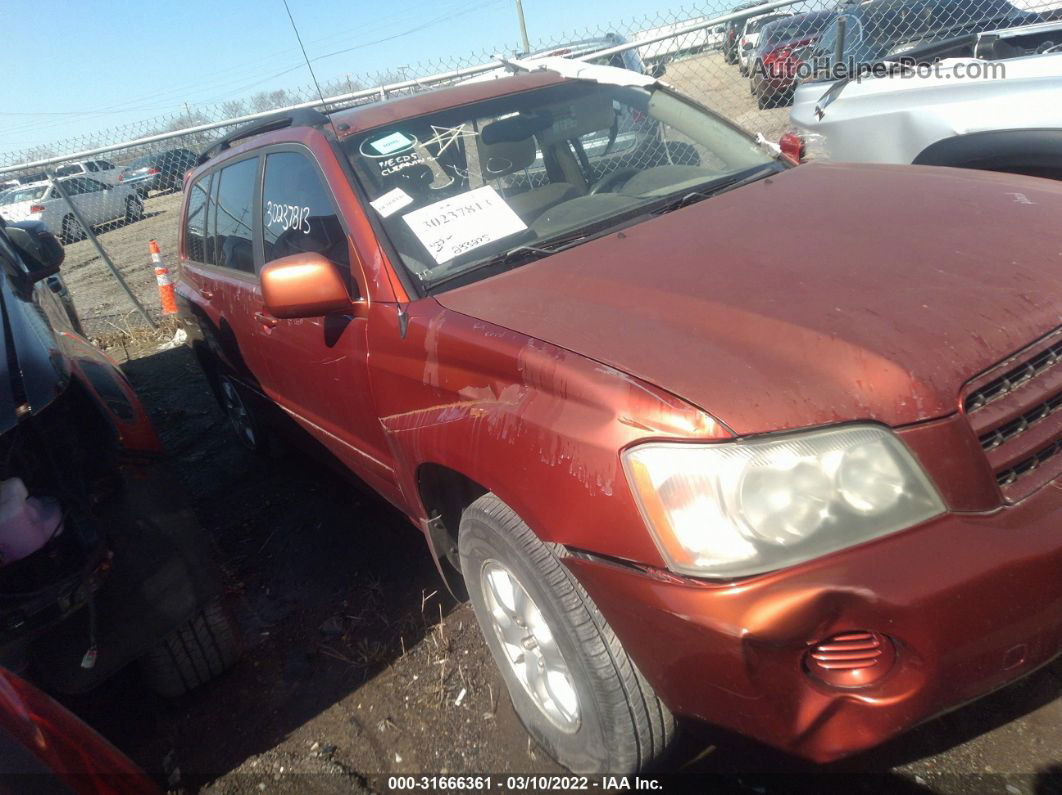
[197,107,331,166]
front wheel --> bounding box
[460,493,675,774]
[140,598,240,697]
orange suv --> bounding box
[177,61,1062,773]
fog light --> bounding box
[804,631,896,688]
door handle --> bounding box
[254,311,278,328]
[201,289,214,300]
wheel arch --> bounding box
[912,129,1062,179]
[415,461,490,597]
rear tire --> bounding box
[124,195,144,224]
[141,598,240,697]
[460,493,676,774]
[60,215,84,245]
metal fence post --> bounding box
[45,172,157,329]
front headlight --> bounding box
[622,425,945,578]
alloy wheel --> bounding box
[219,377,257,450]
[480,559,580,732]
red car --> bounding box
[176,61,1062,773]
[0,666,157,794]
[750,11,836,108]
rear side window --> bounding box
[184,175,210,263]
[85,162,99,173]
[54,164,82,177]
[212,157,258,273]
[261,151,348,269]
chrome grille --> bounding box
[964,330,1062,501]
[965,339,1062,414]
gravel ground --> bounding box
[41,49,1062,794]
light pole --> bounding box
[515,0,530,54]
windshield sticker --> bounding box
[401,185,526,265]
[359,132,418,159]
[370,187,414,218]
[367,131,415,156]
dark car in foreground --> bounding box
[0,217,238,699]
[117,148,197,196]
[177,61,1062,773]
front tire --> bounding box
[141,598,240,697]
[460,493,675,774]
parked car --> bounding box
[723,1,769,63]
[0,174,47,194]
[750,11,837,108]
[52,158,121,187]
[738,13,792,75]
[0,217,239,699]
[786,22,1062,174]
[0,177,144,244]
[178,59,1062,774]
[0,666,158,794]
[807,0,1040,80]
[117,148,197,196]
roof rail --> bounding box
[196,107,331,166]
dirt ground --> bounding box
[40,50,1062,795]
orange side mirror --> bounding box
[260,253,352,319]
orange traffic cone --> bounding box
[149,240,178,316]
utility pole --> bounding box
[514,0,530,54]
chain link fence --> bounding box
[1,0,1058,337]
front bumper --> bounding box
[566,478,1062,762]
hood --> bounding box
[435,162,1062,435]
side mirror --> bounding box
[260,253,352,319]
[6,221,64,281]
[649,62,667,79]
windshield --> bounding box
[344,81,773,290]
[747,14,789,34]
[0,186,47,204]
[761,12,835,50]
[863,0,1027,48]
[126,154,155,169]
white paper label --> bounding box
[401,186,526,264]
[369,131,414,155]
[369,187,414,218]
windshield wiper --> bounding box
[650,163,781,216]
[425,233,589,291]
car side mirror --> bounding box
[649,62,667,79]
[6,221,64,282]
[260,253,352,319]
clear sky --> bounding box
[0,0,724,156]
